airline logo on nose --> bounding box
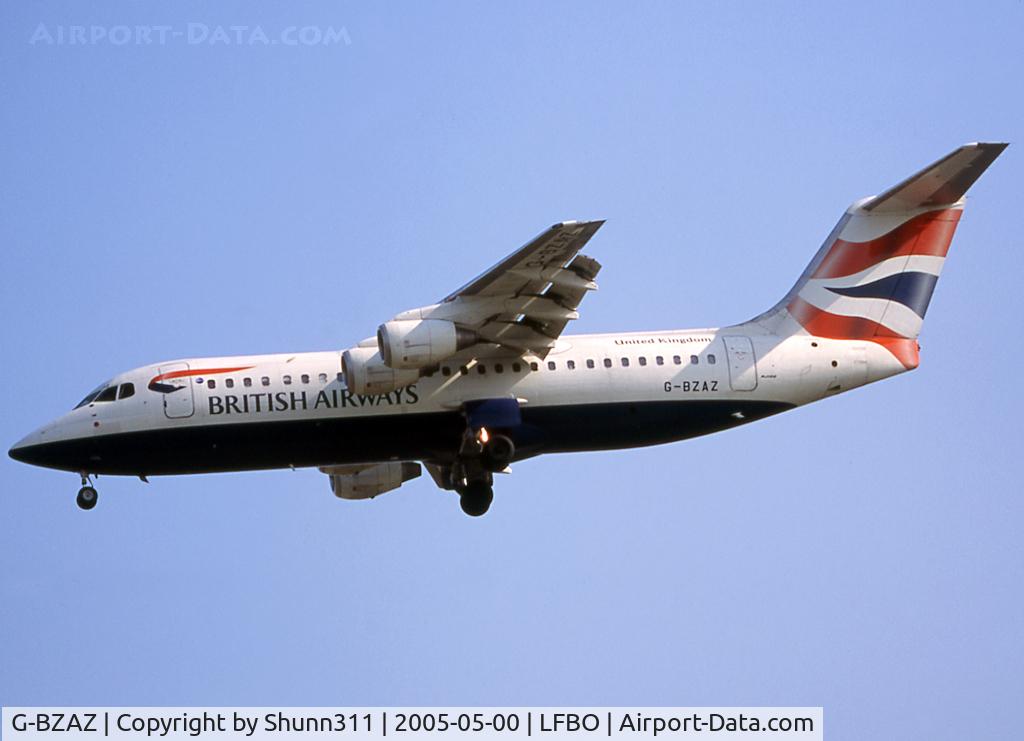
[147,366,254,394]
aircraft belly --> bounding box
[15,399,795,476]
[521,399,794,453]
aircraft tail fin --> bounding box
[753,142,1007,368]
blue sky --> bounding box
[1,2,1021,738]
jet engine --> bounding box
[321,462,422,500]
[341,347,420,395]
[377,319,476,369]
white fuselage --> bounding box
[9,324,907,477]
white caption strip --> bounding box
[3,708,822,741]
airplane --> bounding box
[9,142,1006,516]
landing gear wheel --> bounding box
[76,486,98,511]
[482,434,515,472]
[459,481,493,517]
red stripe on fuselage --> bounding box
[812,208,961,280]
[149,366,254,384]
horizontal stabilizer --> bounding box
[864,142,1008,212]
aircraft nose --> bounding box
[9,441,27,462]
[9,431,43,464]
[9,425,66,469]
[9,417,98,472]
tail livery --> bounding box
[762,142,1007,369]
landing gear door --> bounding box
[723,336,758,391]
[154,362,195,419]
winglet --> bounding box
[864,142,1008,212]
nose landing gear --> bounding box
[76,486,98,510]
[76,474,98,510]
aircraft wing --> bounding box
[436,220,605,357]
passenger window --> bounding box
[337,372,344,383]
[442,366,452,377]
[261,376,270,386]
[301,374,310,384]
[117,383,135,400]
[708,354,716,364]
[495,363,504,373]
[604,358,612,368]
[621,357,629,367]
[691,355,699,365]
[656,356,664,366]
[512,363,521,373]
[95,386,117,402]
[567,360,576,370]
[586,359,595,369]
[207,379,216,389]
[244,377,253,388]
[460,366,469,376]
[226,378,235,388]
[673,355,682,365]
[319,373,328,384]
[530,362,539,371]
[547,361,556,371]
[639,357,647,367]
[477,365,486,375]
[283,375,292,385]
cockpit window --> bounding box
[118,383,135,400]
[94,386,118,403]
[74,381,110,409]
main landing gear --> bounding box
[447,427,516,517]
[457,477,494,517]
[76,474,98,510]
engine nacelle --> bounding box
[342,346,420,395]
[322,462,422,500]
[377,318,475,369]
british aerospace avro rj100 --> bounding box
[9,143,1006,516]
